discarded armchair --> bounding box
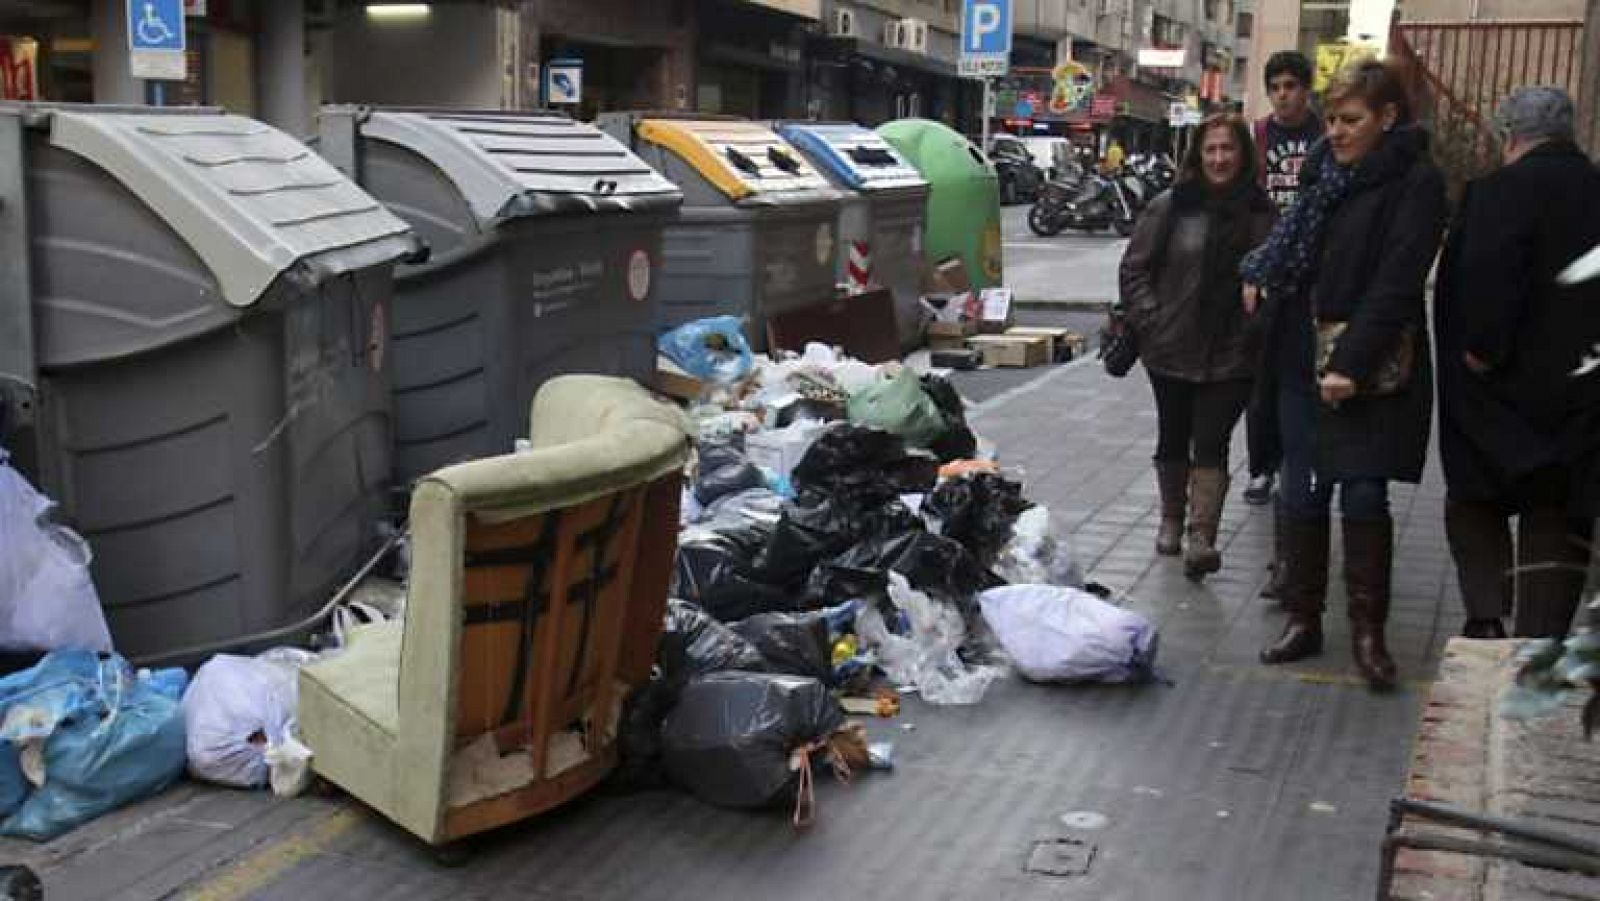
[299,375,691,845]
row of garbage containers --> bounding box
[0,102,1005,664]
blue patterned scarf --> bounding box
[1239,139,1353,298]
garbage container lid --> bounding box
[350,108,683,226]
[775,123,926,193]
[634,119,841,205]
[876,118,996,182]
[32,106,415,309]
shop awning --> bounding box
[1108,75,1171,124]
[813,36,959,80]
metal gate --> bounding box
[1391,19,1584,194]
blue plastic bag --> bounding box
[658,316,754,384]
[0,650,188,840]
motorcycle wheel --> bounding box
[1027,204,1063,237]
[1113,214,1137,237]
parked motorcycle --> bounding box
[992,148,1045,206]
[1027,170,1140,237]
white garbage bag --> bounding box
[978,584,1159,683]
[0,452,112,654]
[181,649,317,795]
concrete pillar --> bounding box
[257,0,309,136]
[91,0,143,104]
[1579,0,1600,158]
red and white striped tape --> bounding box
[846,241,872,294]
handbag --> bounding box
[1099,307,1139,378]
[1314,321,1415,396]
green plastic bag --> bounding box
[846,369,947,448]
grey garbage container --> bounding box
[0,103,416,662]
[597,113,846,345]
[316,107,684,484]
[775,122,930,351]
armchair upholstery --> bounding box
[299,375,690,845]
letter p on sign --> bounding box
[963,0,1011,54]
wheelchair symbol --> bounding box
[136,3,176,46]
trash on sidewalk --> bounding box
[0,452,113,655]
[665,600,769,677]
[977,287,1015,334]
[977,584,1160,684]
[994,506,1085,589]
[968,333,1051,368]
[731,610,836,684]
[661,671,844,811]
[0,650,188,841]
[856,573,1005,706]
[181,649,318,796]
[658,315,755,385]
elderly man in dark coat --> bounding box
[1436,86,1600,640]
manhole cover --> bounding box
[1025,838,1096,877]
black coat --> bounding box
[1435,140,1600,513]
[1278,127,1447,483]
[1120,180,1277,382]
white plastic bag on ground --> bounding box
[856,573,1004,705]
[978,584,1159,683]
[182,649,317,795]
[0,452,111,654]
[994,506,1084,589]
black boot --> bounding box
[1260,517,1329,664]
[1344,517,1398,691]
[1260,504,1289,601]
[1155,461,1188,556]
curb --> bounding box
[1015,299,1112,311]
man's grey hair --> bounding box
[1496,86,1575,142]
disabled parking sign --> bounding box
[127,0,186,81]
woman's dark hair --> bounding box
[1263,51,1313,88]
[1177,113,1258,187]
[1326,57,1413,124]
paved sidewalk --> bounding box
[0,356,1466,901]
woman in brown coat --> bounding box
[1119,114,1278,578]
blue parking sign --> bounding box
[128,0,185,52]
[962,0,1012,56]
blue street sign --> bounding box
[962,0,1012,56]
[128,0,185,52]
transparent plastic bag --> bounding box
[0,454,112,654]
[994,506,1085,589]
[855,573,1004,705]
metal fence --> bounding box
[1391,19,1585,199]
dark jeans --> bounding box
[1148,374,1253,469]
[1277,384,1389,521]
[1445,467,1588,638]
[1246,372,1281,478]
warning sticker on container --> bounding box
[815,223,834,267]
[627,249,651,302]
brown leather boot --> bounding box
[1260,505,1289,600]
[1260,517,1328,664]
[1155,461,1188,556]
[1344,517,1398,691]
[1183,468,1228,579]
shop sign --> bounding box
[1047,60,1093,115]
[1137,46,1186,68]
[0,37,38,101]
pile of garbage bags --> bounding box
[622,329,1163,819]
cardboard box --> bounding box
[766,287,900,364]
[978,287,1015,334]
[924,256,972,295]
[927,319,976,351]
[1004,326,1074,361]
[968,334,1050,369]
[931,347,982,370]
[652,356,703,402]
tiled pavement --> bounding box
[0,355,1468,901]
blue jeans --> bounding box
[1277,384,1389,522]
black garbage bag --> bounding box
[920,374,978,463]
[731,611,834,684]
[661,672,844,809]
[819,526,994,608]
[665,599,768,675]
[925,472,1034,567]
[804,562,891,613]
[611,630,690,792]
[0,867,40,901]
[790,425,909,502]
[694,441,765,506]
[673,524,793,622]
[754,492,861,585]
[880,451,941,496]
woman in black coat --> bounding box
[1119,114,1277,579]
[1241,59,1448,690]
